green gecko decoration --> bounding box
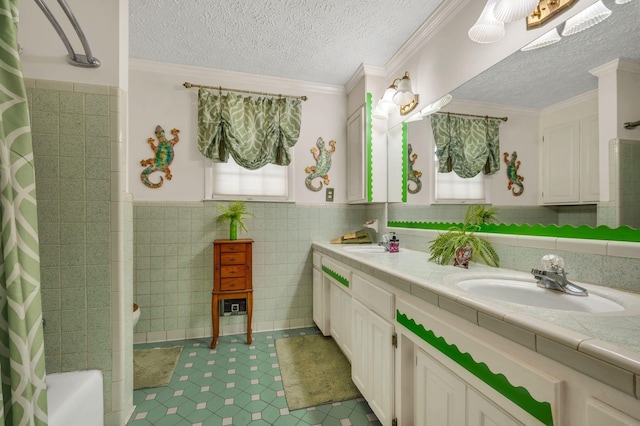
[503,151,524,196]
[305,137,336,191]
[407,143,423,194]
[140,125,179,188]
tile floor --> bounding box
[128,327,381,425]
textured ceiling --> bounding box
[451,0,640,109]
[129,0,444,86]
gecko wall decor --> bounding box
[140,125,179,188]
[407,143,423,194]
[503,151,524,196]
[305,137,336,192]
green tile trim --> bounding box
[366,92,373,202]
[401,122,408,203]
[388,221,640,243]
[321,265,349,288]
[397,310,554,426]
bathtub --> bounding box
[46,370,103,426]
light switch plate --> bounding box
[326,188,334,202]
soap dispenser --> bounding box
[388,232,399,253]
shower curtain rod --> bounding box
[33,0,100,68]
[624,120,640,129]
[183,82,308,101]
[436,111,508,122]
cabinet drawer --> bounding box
[352,273,394,320]
[221,243,247,253]
[220,265,246,278]
[220,278,247,291]
[321,258,351,289]
[221,252,246,265]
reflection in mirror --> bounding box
[387,0,640,238]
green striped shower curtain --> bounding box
[0,1,48,425]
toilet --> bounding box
[133,303,141,328]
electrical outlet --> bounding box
[326,187,334,202]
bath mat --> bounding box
[275,335,361,410]
[133,346,182,390]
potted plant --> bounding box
[428,205,500,267]
[216,201,253,240]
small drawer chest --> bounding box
[211,239,253,349]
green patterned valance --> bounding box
[430,113,500,178]
[197,89,302,170]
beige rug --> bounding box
[275,335,361,410]
[133,346,183,390]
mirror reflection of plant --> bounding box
[428,205,499,267]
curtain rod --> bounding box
[183,82,308,101]
[437,111,508,122]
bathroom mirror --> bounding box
[387,0,640,240]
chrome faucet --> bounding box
[531,254,588,296]
[378,233,391,251]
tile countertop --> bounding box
[312,242,640,397]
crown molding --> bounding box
[590,58,640,77]
[130,58,346,96]
[540,89,598,115]
[345,63,387,94]
[385,0,471,77]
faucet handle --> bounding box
[541,254,565,273]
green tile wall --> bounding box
[133,202,368,341]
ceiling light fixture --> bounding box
[521,27,562,51]
[469,0,506,44]
[561,0,611,36]
[493,0,539,23]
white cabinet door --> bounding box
[415,348,466,426]
[540,120,580,204]
[586,398,640,426]
[351,298,368,393]
[312,268,330,336]
[347,106,366,203]
[467,388,524,426]
[580,114,600,202]
[351,298,394,426]
[330,284,352,360]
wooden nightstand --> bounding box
[211,239,253,349]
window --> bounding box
[433,153,486,202]
[204,157,294,201]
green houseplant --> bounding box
[428,205,500,267]
[216,201,253,240]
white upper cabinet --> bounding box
[539,97,599,205]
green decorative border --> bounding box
[401,122,408,203]
[388,221,640,243]
[321,265,349,288]
[366,92,373,202]
[397,311,554,426]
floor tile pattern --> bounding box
[128,327,381,425]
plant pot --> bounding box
[229,219,238,240]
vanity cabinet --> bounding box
[330,282,352,360]
[318,257,352,356]
[539,113,599,205]
[351,273,395,426]
[312,253,330,335]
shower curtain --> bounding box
[0,1,48,425]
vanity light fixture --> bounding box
[561,0,611,36]
[420,94,453,118]
[520,27,561,51]
[493,0,540,22]
[373,72,420,118]
[469,0,506,44]
[392,72,419,115]
[615,0,634,4]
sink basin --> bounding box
[342,245,386,253]
[456,278,624,313]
